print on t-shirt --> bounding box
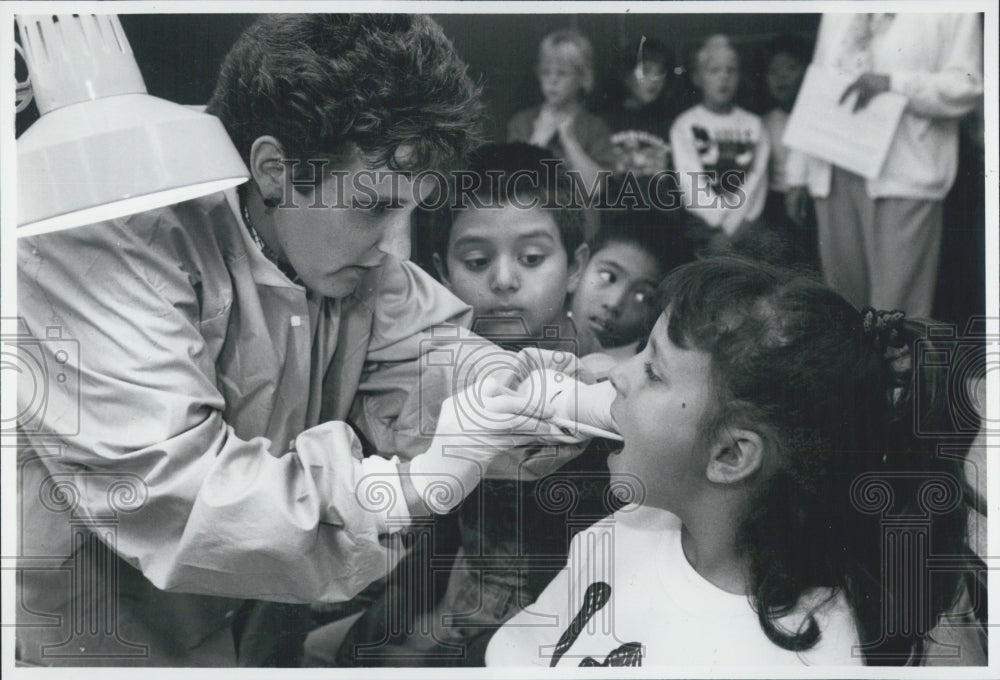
[549,581,643,667]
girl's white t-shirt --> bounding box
[485,503,863,668]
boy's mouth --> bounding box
[589,316,628,342]
[487,307,526,318]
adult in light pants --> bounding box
[785,13,983,317]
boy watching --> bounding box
[431,142,589,344]
[670,35,770,245]
[569,209,693,362]
[333,143,606,666]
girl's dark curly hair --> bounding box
[658,256,972,665]
[207,14,485,182]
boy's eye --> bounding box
[462,255,490,271]
[519,253,546,267]
[632,288,656,306]
[643,361,662,383]
[598,270,617,285]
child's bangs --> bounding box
[539,45,585,72]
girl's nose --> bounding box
[608,359,629,397]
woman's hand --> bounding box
[406,371,579,514]
[840,73,891,112]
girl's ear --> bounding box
[249,136,288,206]
[566,243,590,294]
[691,69,704,92]
[705,428,765,485]
[431,252,452,288]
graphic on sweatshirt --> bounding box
[690,124,756,192]
[609,129,671,177]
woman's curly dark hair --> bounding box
[207,14,485,180]
[658,256,972,665]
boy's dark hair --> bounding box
[624,36,673,78]
[658,256,972,665]
[424,142,585,274]
[592,208,694,276]
[207,14,484,184]
[765,33,812,67]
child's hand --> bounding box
[530,107,568,146]
[556,114,577,141]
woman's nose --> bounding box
[376,211,412,261]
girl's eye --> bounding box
[644,361,662,383]
[598,270,616,284]
[519,253,546,267]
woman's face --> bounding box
[269,149,430,298]
[607,313,715,511]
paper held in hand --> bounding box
[782,64,907,180]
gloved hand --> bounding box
[515,369,620,439]
[407,374,578,514]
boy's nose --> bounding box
[602,284,629,316]
[490,258,519,291]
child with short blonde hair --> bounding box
[670,35,770,245]
[509,29,612,236]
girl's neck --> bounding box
[545,99,582,115]
[679,505,748,595]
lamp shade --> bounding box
[16,14,249,237]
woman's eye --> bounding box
[644,361,662,383]
[598,270,616,284]
[519,253,546,267]
[364,201,391,218]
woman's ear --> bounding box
[566,243,590,294]
[705,428,765,485]
[249,136,287,206]
[431,252,452,288]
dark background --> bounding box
[17,13,822,138]
[14,12,984,327]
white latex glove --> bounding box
[515,369,620,440]
[408,375,578,514]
